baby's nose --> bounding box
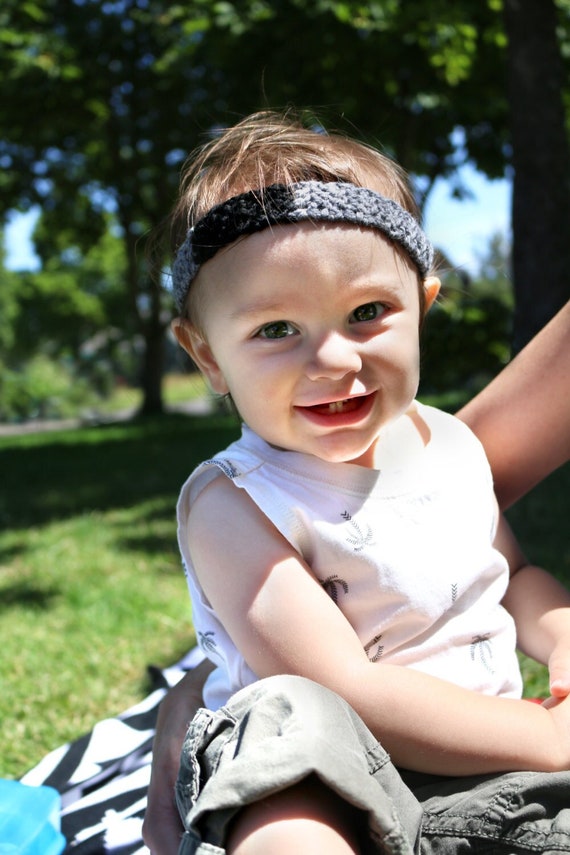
[305,333,363,380]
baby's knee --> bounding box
[224,674,381,770]
[228,674,347,731]
[231,673,342,709]
[226,775,363,855]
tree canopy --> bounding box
[1,0,568,411]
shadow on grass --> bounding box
[0,543,25,564]
[0,581,60,612]
[118,532,178,557]
[0,413,241,532]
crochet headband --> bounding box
[172,180,434,311]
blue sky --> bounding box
[4,209,42,272]
[424,165,511,274]
[3,164,511,275]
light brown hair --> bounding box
[169,110,428,321]
[171,110,419,243]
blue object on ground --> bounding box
[0,779,65,854]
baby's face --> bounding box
[188,221,437,467]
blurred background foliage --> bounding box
[0,222,516,423]
[0,0,569,421]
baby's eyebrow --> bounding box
[229,278,410,321]
[230,299,290,320]
[341,279,408,303]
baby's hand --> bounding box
[548,638,570,699]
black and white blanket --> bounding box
[21,648,204,854]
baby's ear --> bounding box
[423,277,441,312]
[170,319,229,395]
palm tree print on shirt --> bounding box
[198,630,218,655]
[364,633,384,662]
[341,510,374,551]
[470,633,494,673]
[320,574,349,604]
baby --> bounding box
[166,111,570,855]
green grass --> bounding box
[0,404,568,779]
[0,412,240,779]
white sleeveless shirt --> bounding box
[177,402,523,709]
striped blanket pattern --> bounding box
[21,648,204,854]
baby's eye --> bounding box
[349,302,386,324]
[256,320,297,339]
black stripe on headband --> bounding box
[172,180,433,311]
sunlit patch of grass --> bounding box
[0,502,193,777]
[0,413,240,779]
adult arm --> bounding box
[457,300,570,509]
[142,658,214,854]
[186,476,570,777]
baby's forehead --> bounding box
[230,220,418,270]
[201,220,418,297]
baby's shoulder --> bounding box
[414,401,492,482]
[188,469,244,524]
[415,400,481,442]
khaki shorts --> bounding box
[176,675,570,854]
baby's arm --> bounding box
[188,476,570,777]
[497,514,570,700]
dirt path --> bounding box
[0,398,214,437]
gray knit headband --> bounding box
[172,180,434,311]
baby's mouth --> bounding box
[305,396,368,416]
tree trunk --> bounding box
[121,224,166,417]
[139,316,165,416]
[138,268,166,416]
[503,0,570,351]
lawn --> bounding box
[0,410,240,779]
[0,401,568,779]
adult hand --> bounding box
[142,659,213,854]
